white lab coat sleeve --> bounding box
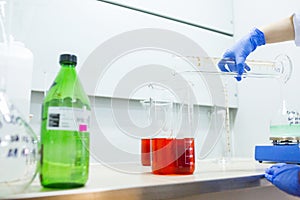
[293,13,300,46]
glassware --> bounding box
[152,102,195,175]
[141,138,151,166]
[140,98,173,170]
[140,84,173,168]
[174,54,293,83]
[151,137,195,175]
[0,2,38,192]
[0,80,39,197]
[40,54,91,188]
[141,96,195,175]
[269,101,300,140]
[269,83,300,142]
[217,79,233,165]
[0,1,34,121]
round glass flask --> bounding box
[0,81,39,197]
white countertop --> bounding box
[5,159,272,200]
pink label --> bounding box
[79,124,87,132]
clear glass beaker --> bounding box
[140,83,176,167]
[140,98,173,168]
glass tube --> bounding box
[174,54,293,83]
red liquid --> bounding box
[141,139,151,166]
[151,138,195,175]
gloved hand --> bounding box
[218,28,265,81]
[265,163,300,196]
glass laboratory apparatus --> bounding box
[0,1,38,196]
[140,85,195,175]
[0,1,34,121]
[0,79,39,197]
[176,54,292,83]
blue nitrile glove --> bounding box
[265,163,300,197]
[218,28,265,81]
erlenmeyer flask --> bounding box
[0,78,39,197]
[269,83,300,142]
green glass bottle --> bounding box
[40,54,91,188]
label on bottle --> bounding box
[47,106,91,132]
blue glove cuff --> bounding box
[250,28,266,50]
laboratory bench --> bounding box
[3,159,284,200]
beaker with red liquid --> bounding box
[142,100,195,174]
[141,138,151,166]
[151,137,195,175]
[140,99,173,167]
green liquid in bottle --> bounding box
[40,54,91,188]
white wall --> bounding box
[232,0,300,157]
[102,0,233,34]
